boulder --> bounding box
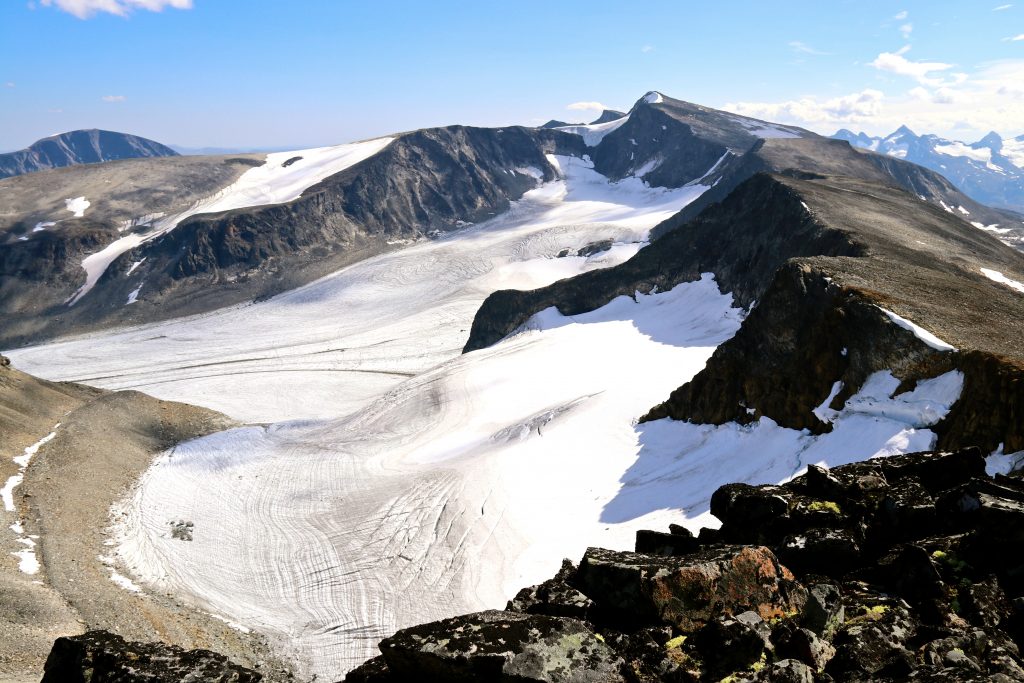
[506,561,594,621]
[778,527,861,576]
[41,630,261,682]
[691,613,768,677]
[577,545,807,632]
[826,596,917,679]
[800,583,844,638]
[376,610,624,682]
[634,529,700,557]
[745,659,815,683]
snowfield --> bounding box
[13,155,708,423]
[6,153,974,679]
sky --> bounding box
[2,0,1024,151]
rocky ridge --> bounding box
[346,448,1024,681]
[3,92,1014,348]
[465,169,1024,454]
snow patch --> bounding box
[643,91,664,104]
[557,115,631,147]
[987,444,1024,476]
[878,307,956,351]
[935,142,993,164]
[633,157,662,177]
[64,196,90,218]
[980,267,1024,294]
[813,380,843,423]
[33,222,55,232]
[2,428,59,512]
[126,282,143,305]
[126,258,146,276]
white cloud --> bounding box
[4,82,14,88]
[724,89,884,125]
[724,59,1024,140]
[1009,34,1024,40]
[994,3,1013,9]
[789,40,829,55]
[900,23,913,39]
[102,94,126,102]
[641,45,654,53]
[566,101,609,112]
[40,0,192,19]
[894,10,909,19]
[869,47,954,86]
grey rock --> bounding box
[41,630,261,682]
[377,609,624,682]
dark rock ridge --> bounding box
[0,126,584,347]
[348,448,1024,681]
[464,170,1024,453]
[41,630,261,682]
[0,129,177,179]
[590,109,626,124]
[2,92,1017,346]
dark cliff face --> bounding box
[0,126,585,347]
[464,170,1024,453]
[136,126,584,286]
[649,136,1021,243]
[0,129,178,179]
[464,173,864,353]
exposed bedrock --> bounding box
[465,170,1024,452]
[350,448,1024,681]
[41,630,261,683]
[464,173,862,352]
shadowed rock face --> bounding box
[2,92,1019,347]
[0,126,583,347]
[41,631,261,682]
[0,129,178,179]
[464,169,1024,453]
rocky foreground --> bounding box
[336,447,1024,682]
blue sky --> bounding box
[2,0,1024,151]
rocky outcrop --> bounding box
[41,630,261,682]
[350,448,1024,681]
[464,168,1024,453]
[464,173,862,352]
[369,610,624,682]
[0,129,178,179]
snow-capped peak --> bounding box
[642,91,664,104]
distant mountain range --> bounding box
[0,129,177,179]
[834,126,1024,214]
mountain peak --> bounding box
[589,109,626,125]
[640,91,665,105]
[891,124,917,138]
[977,131,1003,148]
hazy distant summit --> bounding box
[0,129,178,179]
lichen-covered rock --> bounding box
[375,610,624,682]
[506,560,594,621]
[577,545,807,632]
[41,630,261,682]
[826,595,917,679]
[801,583,844,639]
[691,612,769,677]
[746,659,815,683]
